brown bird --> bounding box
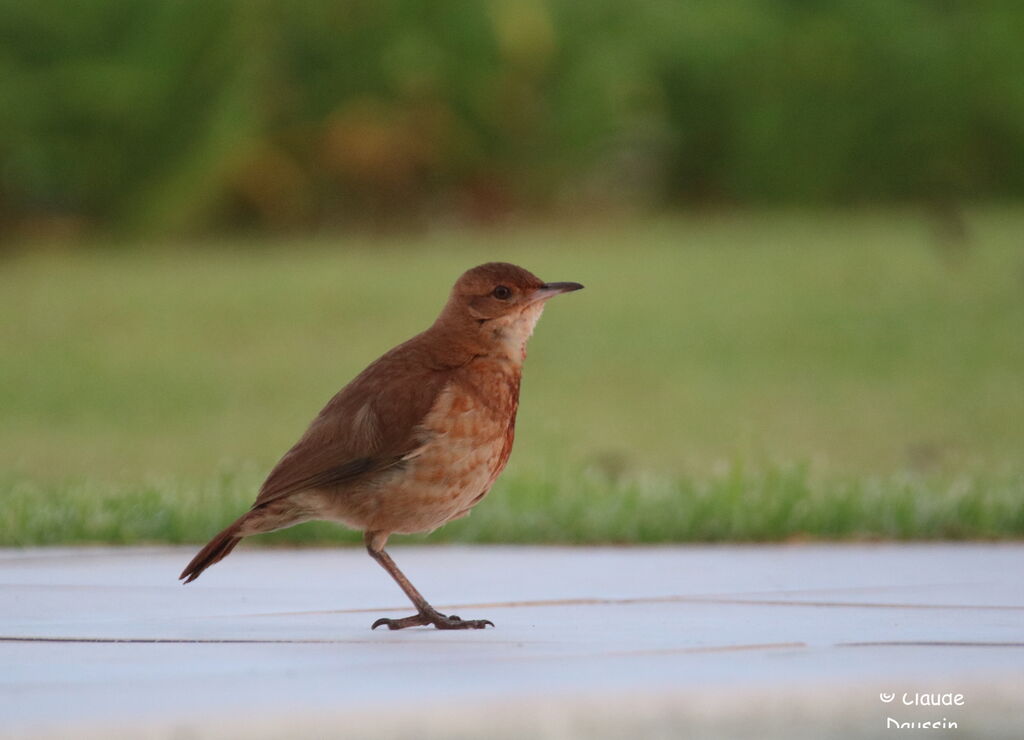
[180,262,583,630]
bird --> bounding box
[179,262,583,630]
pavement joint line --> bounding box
[0,636,810,655]
[598,641,808,657]
[226,594,1024,618]
[837,641,1024,648]
[713,581,993,596]
[682,596,1024,610]
[4,636,1020,652]
[0,636,363,644]
[0,636,540,645]
[20,638,1016,654]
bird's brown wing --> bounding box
[250,339,452,510]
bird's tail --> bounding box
[179,517,245,584]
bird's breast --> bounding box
[364,365,521,535]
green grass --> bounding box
[2,466,1022,546]
[3,208,1024,545]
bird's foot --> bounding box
[371,607,493,631]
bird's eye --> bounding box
[492,285,512,300]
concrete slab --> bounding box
[2,544,1022,739]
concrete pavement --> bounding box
[2,544,1023,738]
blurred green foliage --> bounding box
[2,0,1024,238]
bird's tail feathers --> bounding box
[179,517,245,584]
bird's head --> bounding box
[437,262,583,360]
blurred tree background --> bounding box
[3,0,1024,241]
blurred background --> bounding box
[2,0,1023,545]
[4,0,1024,237]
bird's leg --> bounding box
[364,532,493,631]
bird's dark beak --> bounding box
[532,282,584,302]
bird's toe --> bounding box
[370,611,493,630]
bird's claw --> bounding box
[371,610,494,631]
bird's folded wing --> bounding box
[250,351,451,510]
[251,452,405,508]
